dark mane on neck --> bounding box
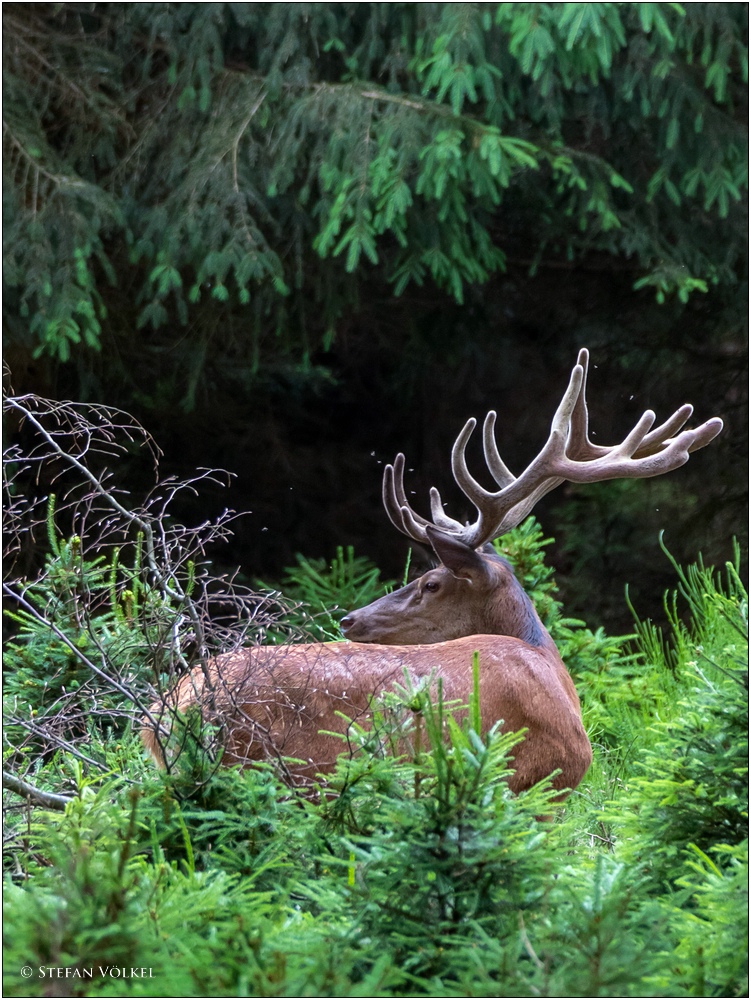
[489,553,550,648]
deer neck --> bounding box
[489,575,558,654]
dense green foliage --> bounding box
[4,518,747,997]
[3,2,747,366]
[257,545,398,642]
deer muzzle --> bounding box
[340,611,370,641]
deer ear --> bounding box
[425,526,489,582]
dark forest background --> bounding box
[4,2,748,632]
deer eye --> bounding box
[424,581,440,593]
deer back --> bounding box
[145,631,591,794]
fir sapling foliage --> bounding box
[3,397,748,997]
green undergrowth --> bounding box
[256,544,397,642]
[3,521,747,997]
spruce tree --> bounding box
[3,3,747,367]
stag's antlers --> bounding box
[383,348,724,549]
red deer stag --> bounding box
[143,349,722,795]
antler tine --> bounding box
[451,417,493,509]
[429,486,467,533]
[450,416,520,548]
[686,416,724,453]
[589,404,721,461]
[633,404,694,457]
[610,409,658,459]
[567,348,610,460]
[382,455,430,543]
[547,361,586,443]
[455,359,585,541]
[482,412,515,488]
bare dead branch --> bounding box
[2,770,73,810]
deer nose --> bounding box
[341,612,368,638]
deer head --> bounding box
[341,528,550,648]
[341,347,722,648]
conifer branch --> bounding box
[232,91,266,194]
[2,121,69,190]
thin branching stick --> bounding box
[2,770,73,810]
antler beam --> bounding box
[383,349,723,550]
